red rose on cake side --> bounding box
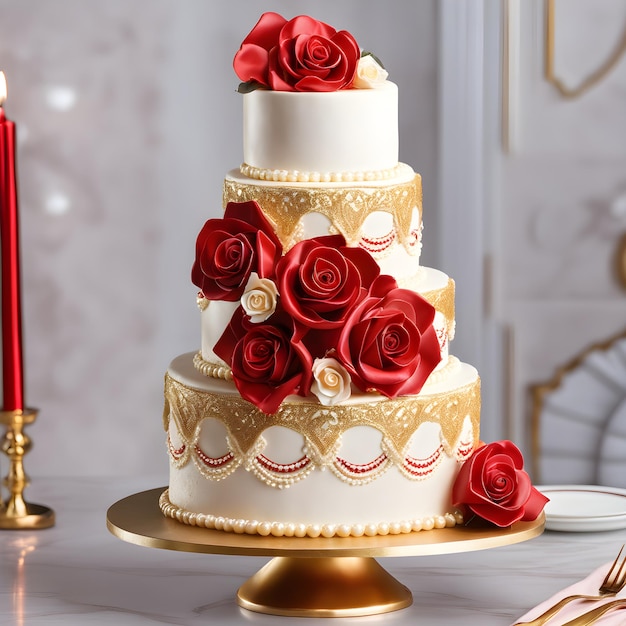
[276,235,380,333]
[191,201,282,301]
[452,440,549,527]
[335,275,442,398]
[233,12,360,92]
[213,306,312,415]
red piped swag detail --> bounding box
[195,446,235,469]
[335,453,388,476]
[167,436,186,460]
[359,230,397,256]
[403,445,443,478]
[255,454,311,474]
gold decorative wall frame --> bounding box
[530,328,626,483]
[545,0,626,99]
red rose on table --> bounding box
[233,12,360,92]
[276,235,380,333]
[452,441,549,527]
[191,201,282,302]
[213,306,312,414]
[335,276,441,398]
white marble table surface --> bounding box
[1,476,626,625]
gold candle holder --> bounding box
[0,408,55,529]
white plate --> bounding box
[537,485,626,532]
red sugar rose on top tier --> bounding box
[452,440,549,527]
[234,12,360,92]
[213,306,313,415]
[191,201,282,302]
[276,235,380,333]
[336,275,442,398]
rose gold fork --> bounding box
[513,545,626,626]
[560,598,626,626]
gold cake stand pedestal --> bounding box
[106,487,544,618]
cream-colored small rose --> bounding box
[241,273,278,323]
[353,54,389,89]
[311,358,352,406]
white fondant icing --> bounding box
[167,453,462,534]
[243,82,399,176]
[200,299,238,364]
[160,489,462,538]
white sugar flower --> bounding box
[241,273,278,323]
[311,358,352,406]
[353,54,388,89]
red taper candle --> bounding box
[0,72,24,411]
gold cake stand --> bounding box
[107,487,544,618]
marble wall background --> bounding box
[0,1,438,477]
[498,0,626,473]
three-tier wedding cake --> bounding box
[159,12,547,538]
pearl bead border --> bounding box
[159,489,463,538]
[240,162,413,184]
[193,351,233,381]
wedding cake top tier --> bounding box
[242,84,400,181]
[233,11,401,182]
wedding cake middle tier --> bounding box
[196,171,457,377]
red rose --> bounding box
[276,235,380,334]
[452,441,549,527]
[335,276,441,397]
[191,201,282,301]
[213,307,312,414]
[233,12,360,92]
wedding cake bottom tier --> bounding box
[163,352,480,537]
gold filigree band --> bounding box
[163,371,480,465]
[421,277,455,339]
[223,174,422,251]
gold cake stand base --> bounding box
[106,488,544,618]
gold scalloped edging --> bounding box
[159,488,463,538]
[421,277,455,341]
[167,404,473,489]
[223,172,422,251]
[240,162,412,184]
[163,368,480,463]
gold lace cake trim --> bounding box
[421,277,455,339]
[159,488,463,538]
[223,174,422,251]
[163,371,480,464]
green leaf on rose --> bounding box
[237,80,264,94]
